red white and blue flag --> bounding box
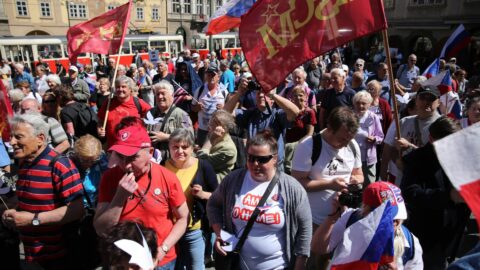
[434,123,480,232]
[440,24,471,59]
[447,99,463,120]
[422,58,440,79]
[422,70,452,95]
[204,0,256,35]
[331,201,395,270]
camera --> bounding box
[248,80,262,91]
[338,183,363,208]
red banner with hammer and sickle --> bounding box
[239,0,387,91]
[67,0,133,64]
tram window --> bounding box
[213,39,222,51]
[38,44,62,58]
[63,44,86,57]
[132,41,148,53]
[224,38,235,48]
[151,41,166,52]
[5,45,34,63]
[169,40,181,56]
[190,38,207,49]
[122,41,130,54]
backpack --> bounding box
[310,132,357,166]
[71,102,98,139]
[132,96,142,116]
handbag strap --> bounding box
[233,171,280,253]
[159,105,176,132]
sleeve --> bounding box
[291,137,313,172]
[48,118,68,145]
[382,101,393,135]
[52,157,84,204]
[196,142,236,172]
[383,121,397,146]
[372,114,384,145]
[207,172,234,226]
[352,140,362,169]
[0,139,11,167]
[404,234,424,270]
[327,209,355,253]
[191,85,201,105]
[293,183,313,256]
[166,171,187,208]
[199,159,219,192]
[308,108,317,126]
[139,99,152,117]
[97,169,118,203]
[59,109,74,125]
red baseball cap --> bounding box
[362,181,407,220]
[108,124,151,156]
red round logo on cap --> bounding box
[120,131,130,141]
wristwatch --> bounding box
[32,213,40,226]
[160,243,169,253]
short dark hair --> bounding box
[115,116,145,133]
[246,129,278,155]
[100,221,158,267]
[327,106,359,134]
[429,116,460,141]
[56,85,75,103]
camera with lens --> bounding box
[248,80,262,91]
[338,183,363,208]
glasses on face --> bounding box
[247,154,275,164]
[355,64,363,67]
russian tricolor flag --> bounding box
[204,0,256,35]
[422,58,440,79]
[440,24,472,59]
[434,123,480,232]
[331,202,396,270]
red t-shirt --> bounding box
[98,162,186,266]
[285,108,317,143]
[98,96,151,147]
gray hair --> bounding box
[10,113,49,140]
[355,58,365,65]
[46,74,61,86]
[14,63,24,71]
[153,81,174,96]
[8,89,25,103]
[169,128,195,147]
[210,110,236,132]
[353,90,373,105]
[115,75,135,90]
[20,98,41,113]
[118,65,126,72]
[414,76,427,84]
[293,68,307,80]
[330,68,346,78]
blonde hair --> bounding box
[73,134,102,159]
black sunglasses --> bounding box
[247,154,275,164]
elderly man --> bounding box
[146,81,193,162]
[280,68,317,108]
[219,60,235,93]
[152,60,174,85]
[13,63,35,87]
[396,54,420,88]
[66,65,90,103]
[94,117,189,269]
[3,113,84,269]
[367,62,391,104]
[224,77,300,170]
[98,76,151,147]
[19,98,70,153]
[318,68,356,129]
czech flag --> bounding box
[438,69,453,95]
[434,123,480,232]
[422,58,440,79]
[440,24,472,59]
[331,201,395,270]
[447,99,463,120]
[204,0,256,35]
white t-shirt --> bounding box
[383,113,440,182]
[292,136,361,225]
[232,172,287,270]
[192,84,228,131]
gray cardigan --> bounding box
[207,168,312,268]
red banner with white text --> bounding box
[239,0,387,91]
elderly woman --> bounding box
[352,91,384,186]
[164,128,218,270]
[207,130,312,270]
[196,110,237,183]
[460,96,480,128]
[366,80,392,135]
[90,77,111,112]
[8,88,25,113]
[46,74,62,95]
[138,67,154,106]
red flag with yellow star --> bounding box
[239,0,387,91]
[67,0,132,64]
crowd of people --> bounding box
[0,47,479,270]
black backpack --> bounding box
[71,102,98,138]
[311,133,357,166]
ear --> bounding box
[37,133,46,147]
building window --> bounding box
[205,1,210,16]
[196,0,203,15]
[69,3,87,18]
[384,0,395,8]
[172,0,181,13]
[184,0,191,14]
[136,7,144,20]
[152,8,159,20]
[409,0,445,6]
[40,2,51,17]
[216,0,222,10]
[16,0,28,16]
[107,5,117,11]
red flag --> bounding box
[67,1,133,64]
[0,80,13,141]
[239,0,387,91]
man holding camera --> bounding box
[291,106,363,269]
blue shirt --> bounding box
[78,154,109,208]
[13,71,35,87]
[220,69,235,93]
[0,139,10,167]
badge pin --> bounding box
[154,188,161,195]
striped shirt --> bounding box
[16,146,83,262]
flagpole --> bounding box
[102,49,123,130]
[382,29,402,140]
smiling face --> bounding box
[155,87,173,112]
[115,82,132,102]
[416,93,439,117]
[354,98,371,115]
[246,144,277,182]
[10,123,46,161]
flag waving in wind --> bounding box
[440,24,471,59]
[239,0,387,91]
[67,1,133,64]
[422,58,440,79]
[205,0,256,35]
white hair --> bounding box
[293,68,307,80]
[10,113,49,140]
[46,74,61,86]
[8,89,25,103]
[330,68,346,78]
[14,63,24,71]
[153,81,174,96]
[353,90,373,105]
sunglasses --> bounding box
[247,154,275,164]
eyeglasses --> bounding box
[355,64,363,67]
[247,154,275,164]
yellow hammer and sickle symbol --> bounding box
[100,26,115,40]
[315,0,352,20]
